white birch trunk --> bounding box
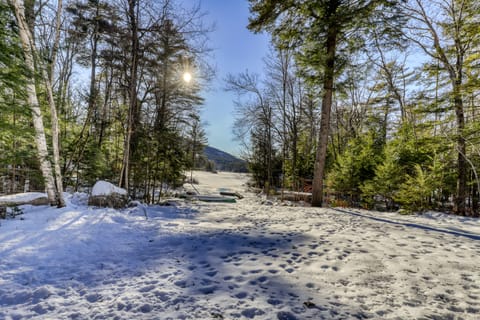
[44,0,65,207]
[42,68,65,207]
[10,0,58,205]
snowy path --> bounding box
[0,171,479,319]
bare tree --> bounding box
[264,46,305,192]
[226,71,275,192]
[401,0,479,215]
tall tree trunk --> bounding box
[44,0,65,207]
[88,4,100,135]
[42,71,65,207]
[120,0,140,192]
[453,84,466,215]
[311,7,338,207]
[10,0,57,205]
[98,65,114,147]
[472,172,479,217]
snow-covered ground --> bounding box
[0,171,479,319]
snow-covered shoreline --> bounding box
[1,171,479,319]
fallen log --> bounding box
[280,191,312,202]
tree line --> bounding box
[234,0,480,216]
[1,0,479,216]
[0,0,210,205]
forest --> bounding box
[236,0,480,216]
[1,0,480,217]
[1,0,212,206]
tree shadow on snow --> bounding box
[0,207,367,319]
[334,208,480,241]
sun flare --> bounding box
[183,72,192,83]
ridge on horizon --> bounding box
[203,146,248,173]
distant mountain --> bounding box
[203,146,248,172]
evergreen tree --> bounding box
[0,2,35,193]
[327,130,383,205]
[248,0,405,206]
[401,0,480,215]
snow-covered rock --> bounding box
[0,192,49,206]
[91,181,127,196]
[88,181,128,208]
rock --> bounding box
[88,194,128,208]
[0,193,49,207]
[30,197,50,206]
[88,181,128,208]
[0,193,49,219]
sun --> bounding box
[183,71,192,83]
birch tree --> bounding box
[9,0,58,205]
[38,0,66,207]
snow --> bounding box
[0,171,479,319]
[0,192,46,204]
[91,180,127,196]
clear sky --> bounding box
[182,0,270,156]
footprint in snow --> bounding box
[267,298,283,306]
[139,303,153,313]
[277,311,298,320]
[32,304,49,315]
[205,270,217,277]
[241,307,265,319]
[250,269,263,274]
[199,261,210,268]
[154,291,170,302]
[235,291,248,299]
[138,285,155,292]
[198,286,217,294]
[174,280,188,288]
[85,293,101,303]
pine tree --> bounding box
[248,0,405,206]
[0,2,35,193]
[401,0,480,215]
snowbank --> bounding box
[0,192,47,204]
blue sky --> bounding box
[183,0,270,156]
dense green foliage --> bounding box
[0,2,43,193]
[0,0,211,203]
[242,0,480,216]
[2,0,480,215]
